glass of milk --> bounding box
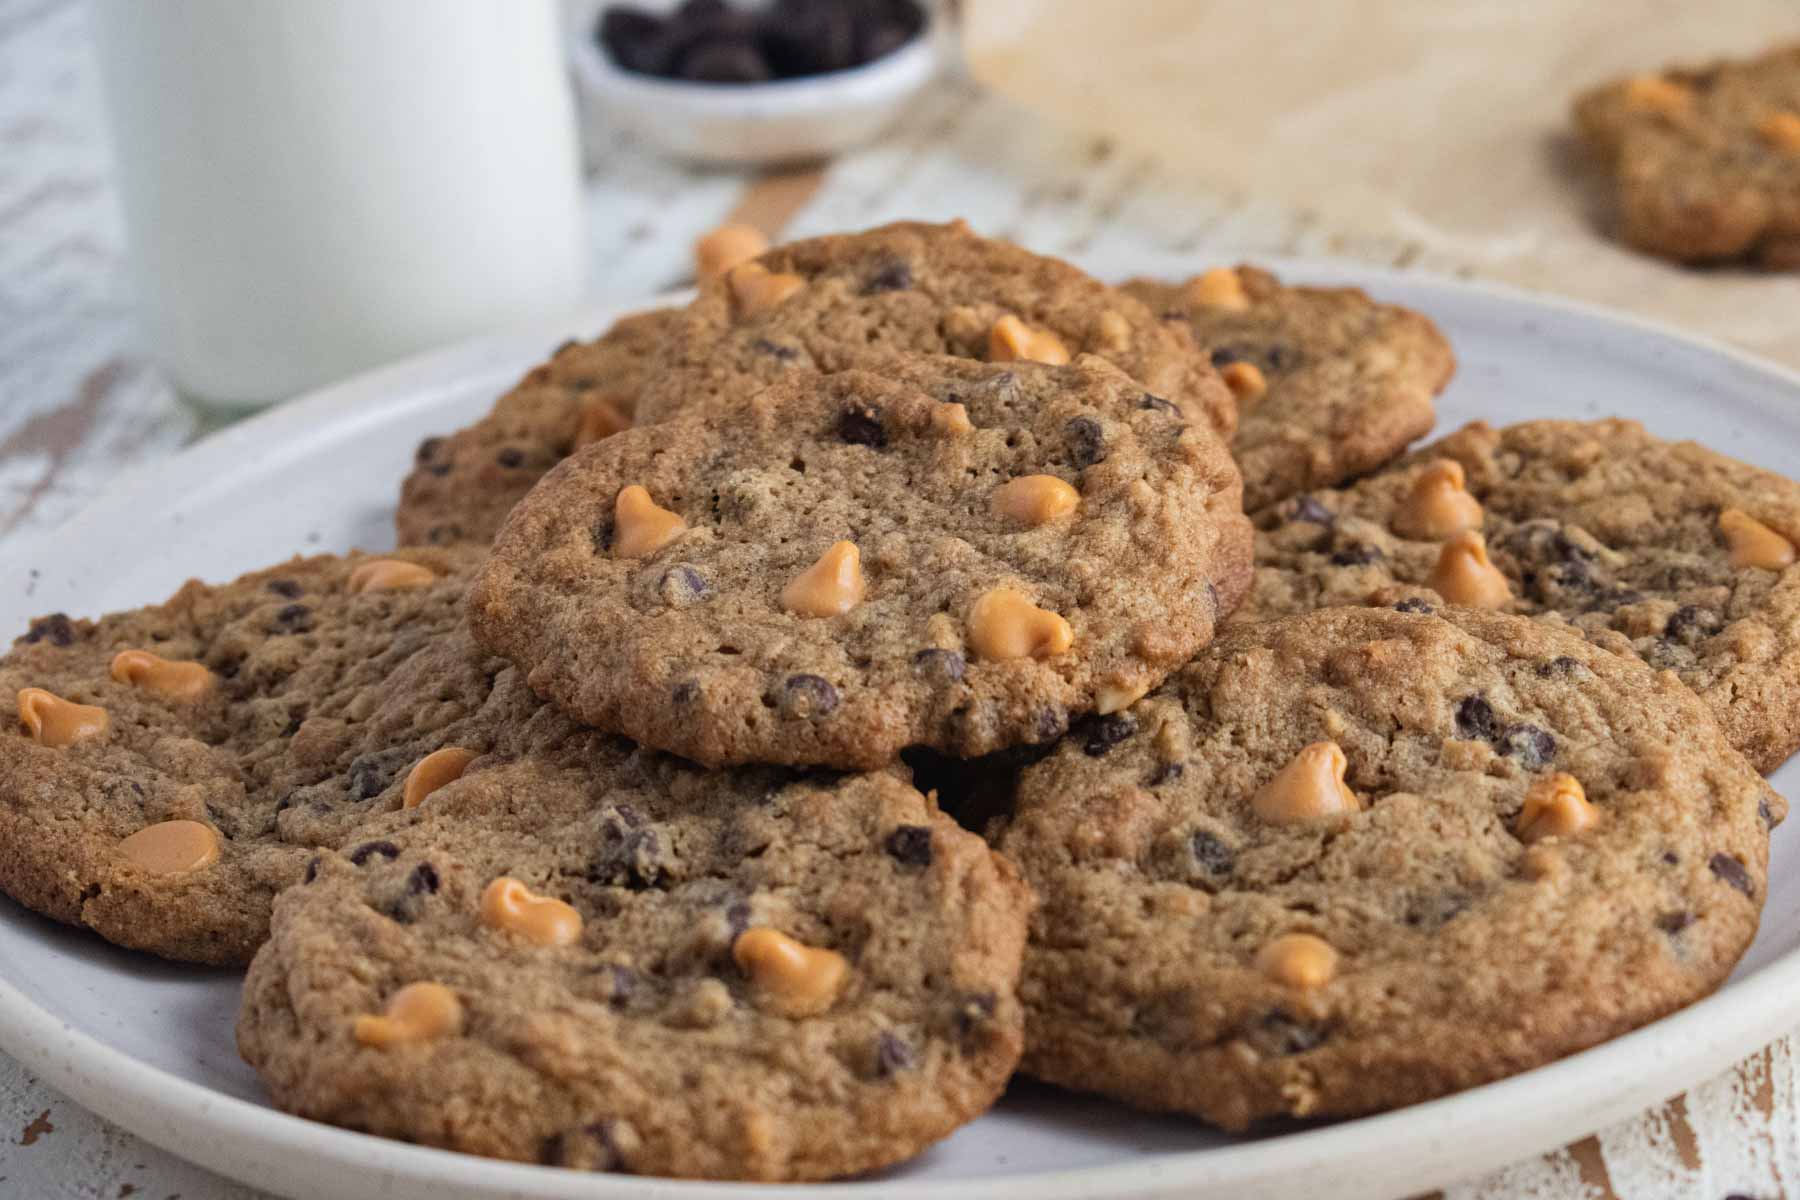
[90,0,587,413]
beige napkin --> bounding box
[964,0,1800,367]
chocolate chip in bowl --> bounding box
[572,0,941,165]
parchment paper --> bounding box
[964,0,1800,367]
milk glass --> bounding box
[91,0,586,412]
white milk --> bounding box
[91,0,586,410]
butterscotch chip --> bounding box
[0,546,481,965]
[1718,507,1795,570]
[612,485,687,558]
[1427,531,1513,609]
[347,559,438,594]
[732,927,850,1017]
[238,749,1031,1181]
[110,650,215,702]
[991,474,1080,526]
[471,354,1250,768]
[1517,772,1601,842]
[480,876,582,946]
[119,820,219,875]
[987,315,1071,366]
[1574,47,1800,264]
[402,746,478,809]
[1186,266,1250,311]
[694,222,769,281]
[1255,933,1337,988]
[353,982,464,1048]
[1392,460,1483,539]
[396,308,678,547]
[1123,264,1451,510]
[779,541,865,617]
[16,688,109,747]
[966,588,1073,662]
[634,220,1237,439]
[727,262,805,316]
[1241,417,1800,771]
[1002,605,1775,1130]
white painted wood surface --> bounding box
[0,1,1792,1196]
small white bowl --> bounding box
[570,4,940,167]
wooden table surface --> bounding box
[0,1,1795,1197]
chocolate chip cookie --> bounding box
[1243,418,1800,772]
[470,354,1252,768]
[1122,265,1454,509]
[397,308,679,547]
[0,547,481,963]
[631,220,1237,437]
[1000,605,1777,1129]
[238,728,1030,1180]
[1574,44,1800,266]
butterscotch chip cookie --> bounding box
[470,354,1252,768]
[1000,606,1777,1130]
[631,220,1237,437]
[1122,266,1454,509]
[396,308,679,547]
[0,547,482,963]
[1243,418,1800,772]
[1574,45,1800,266]
[237,716,1031,1181]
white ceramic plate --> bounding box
[5,260,1800,1200]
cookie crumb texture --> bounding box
[1123,265,1454,509]
[238,757,1030,1181]
[470,355,1251,768]
[397,309,679,547]
[1247,418,1800,772]
[0,548,480,964]
[633,220,1237,437]
[1575,44,1800,266]
[1001,606,1774,1129]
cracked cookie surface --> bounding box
[470,355,1252,768]
[631,220,1237,437]
[238,708,1030,1181]
[1123,265,1453,509]
[999,605,1776,1129]
[0,547,481,963]
[397,308,679,547]
[1242,418,1800,772]
[1575,44,1800,266]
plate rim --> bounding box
[6,260,1800,1199]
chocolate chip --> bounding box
[911,648,965,682]
[1536,656,1583,678]
[1499,724,1556,769]
[658,565,712,606]
[1393,597,1434,614]
[348,841,400,866]
[1084,714,1136,756]
[20,613,75,646]
[875,1030,916,1076]
[1140,393,1179,414]
[1288,496,1335,527]
[1404,893,1469,929]
[885,825,933,867]
[862,260,913,293]
[1149,761,1185,786]
[779,673,839,719]
[592,516,615,554]
[1243,1010,1326,1057]
[347,753,396,800]
[1329,542,1384,566]
[1664,604,1720,644]
[303,856,322,883]
[678,40,771,83]
[1710,853,1755,897]
[273,603,313,632]
[1656,911,1695,934]
[1662,850,1680,865]
[1189,830,1234,877]
[1209,347,1244,367]
[1065,417,1106,468]
[672,679,700,705]
[406,862,440,895]
[836,404,886,447]
[415,436,444,463]
[954,991,998,1038]
[539,1120,629,1172]
[495,447,525,469]
[1454,695,1499,742]
[1036,707,1068,741]
[1760,797,1777,828]
[750,336,798,361]
[598,6,668,74]
[590,817,664,889]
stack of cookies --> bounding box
[0,220,1789,1181]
